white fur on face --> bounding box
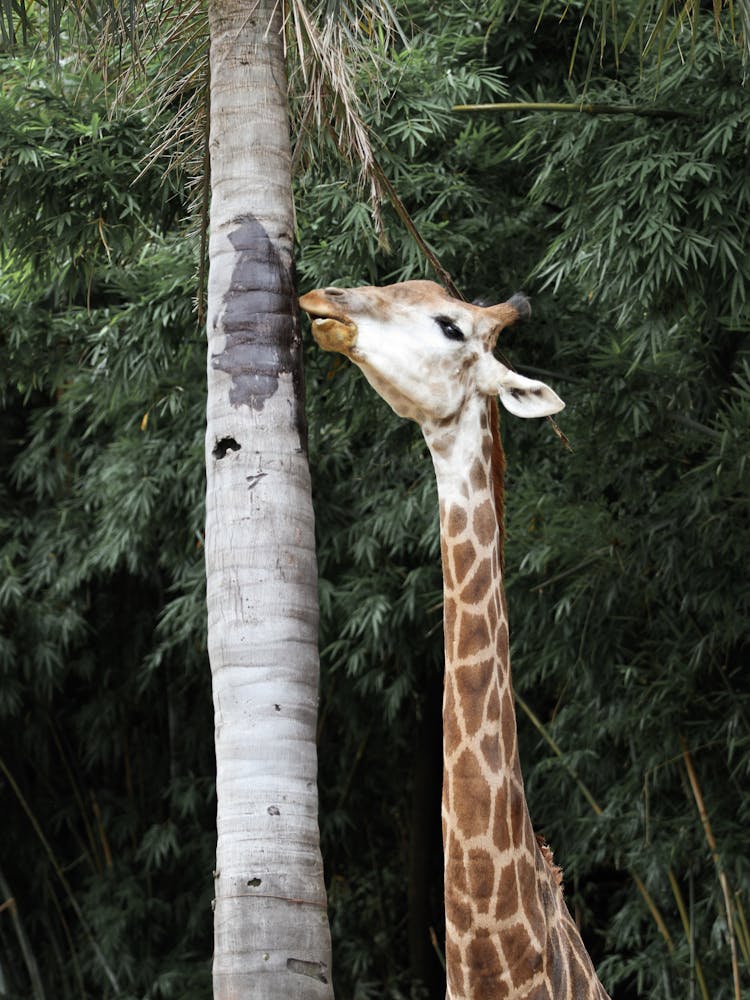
[299,280,563,424]
[351,309,481,422]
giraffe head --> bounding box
[299,280,564,426]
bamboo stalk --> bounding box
[47,878,86,1000]
[734,891,750,964]
[47,719,101,875]
[0,866,47,1000]
[452,101,697,120]
[679,735,742,1000]
[666,869,710,1000]
[429,925,446,971]
[90,792,113,869]
[515,691,676,951]
[631,872,676,954]
[369,154,463,299]
[515,692,603,817]
[0,756,120,993]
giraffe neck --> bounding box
[425,398,546,997]
[423,397,608,1000]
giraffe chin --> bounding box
[311,317,358,353]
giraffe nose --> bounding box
[324,287,345,297]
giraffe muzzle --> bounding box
[299,290,359,354]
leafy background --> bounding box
[1,1,749,998]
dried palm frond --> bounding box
[86,1,402,201]
[285,0,405,226]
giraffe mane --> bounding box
[489,396,506,568]
[537,834,565,889]
[491,398,568,895]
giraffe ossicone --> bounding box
[301,279,610,1000]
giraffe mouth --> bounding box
[299,291,358,351]
[299,291,358,353]
[299,293,354,327]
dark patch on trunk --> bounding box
[211,215,308,452]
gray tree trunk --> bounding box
[205,1,333,996]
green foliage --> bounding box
[300,3,750,998]
[497,24,750,997]
[0,59,212,999]
[2,1,750,998]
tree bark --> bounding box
[205,1,333,997]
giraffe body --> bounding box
[300,281,610,999]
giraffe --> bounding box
[300,279,611,1000]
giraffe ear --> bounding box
[477,356,565,418]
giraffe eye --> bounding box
[435,316,465,342]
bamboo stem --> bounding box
[680,735,742,1000]
[515,692,675,951]
[452,101,697,120]
[630,872,676,953]
[0,866,47,1000]
[369,154,463,299]
[0,756,121,993]
[734,891,750,964]
[666,869,710,1000]
[429,925,446,971]
[515,692,603,817]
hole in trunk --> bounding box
[213,436,241,459]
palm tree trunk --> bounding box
[205,1,333,996]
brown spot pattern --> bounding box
[440,536,454,589]
[444,597,457,654]
[501,686,516,762]
[473,499,497,547]
[445,937,466,997]
[486,685,501,724]
[468,848,495,913]
[460,558,492,607]
[493,796,512,853]
[466,934,507,1000]
[496,617,509,662]
[480,731,501,771]
[548,929,569,998]
[489,598,501,637]
[444,678,461,756]
[457,611,491,660]
[453,539,477,584]
[470,456,488,491]
[455,658,494,696]
[504,921,542,987]
[453,749,491,838]
[446,882,473,935]
[447,503,468,537]
[494,864,519,921]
